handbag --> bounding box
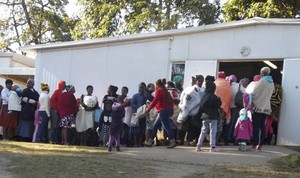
[130,113,139,127]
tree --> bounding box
[73,0,221,39]
[222,0,300,22]
[0,0,76,53]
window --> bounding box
[171,63,185,81]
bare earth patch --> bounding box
[0,142,299,178]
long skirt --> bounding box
[0,105,18,128]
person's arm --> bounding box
[45,95,51,117]
[147,89,161,112]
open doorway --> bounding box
[218,60,283,84]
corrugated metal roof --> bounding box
[20,17,300,52]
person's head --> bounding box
[86,85,93,95]
[66,85,75,94]
[121,86,128,96]
[217,71,226,79]
[155,78,167,90]
[228,75,237,83]
[205,75,215,82]
[147,83,155,93]
[104,100,112,111]
[108,85,118,95]
[138,82,146,93]
[205,81,216,93]
[58,80,66,91]
[195,75,204,88]
[253,75,261,82]
[260,67,271,77]
[173,75,183,86]
[240,78,250,88]
[191,76,196,86]
[5,79,13,90]
[26,78,34,89]
[167,81,175,89]
[40,83,50,92]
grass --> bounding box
[185,154,300,178]
[0,142,157,178]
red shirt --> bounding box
[147,87,174,113]
[58,92,78,117]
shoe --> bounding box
[144,141,152,147]
[210,147,219,152]
[256,145,262,152]
[116,146,121,152]
[108,146,112,152]
[195,146,201,152]
[166,140,176,149]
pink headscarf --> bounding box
[253,75,261,82]
[217,71,226,79]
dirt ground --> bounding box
[0,144,299,178]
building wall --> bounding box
[35,24,300,145]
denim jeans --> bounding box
[49,109,60,143]
[197,119,218,147]
[150,108,174,140]
[228,107,240,142]
[252,112,267,146]
[37,111,49,142]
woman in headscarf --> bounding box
[59,85,78,145]
[252,67,274,151]
[173,75,184,94]
[17,78,39,141]
[214,71,232,145]
[49,80,66,144]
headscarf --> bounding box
[253,75,261,82]
[57,80,65,90]
[40,83,49,91]
[217,71,226,79]
[173,75,183,84]
[27,78,34,85]
[228,75,237,83]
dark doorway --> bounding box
[218,60,283,84]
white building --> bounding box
[0,53,35,88]
[21,18,300,146]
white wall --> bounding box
[278,58,300,145]
[36,39,170,99]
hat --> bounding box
[40,83,49,91]
[217,71,226,79]
[228,75,237,83]
[253,75,261,82]
[173,75,183,84]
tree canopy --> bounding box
[72,0,221,39]
[222,0,300,22]
[0,0,76,53]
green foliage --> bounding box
[74,0,221,39]
[0,0,76,52]
[223,0,300,22]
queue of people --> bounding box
[0,67,281,153]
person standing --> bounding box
[17,79,39,141]
[144,78,176,148]
[131,82,146,147]
[59,85,78,145]
[0,79,19,140]
[49,80,66,144]
[37,83,51,143]
[252,67,274,151]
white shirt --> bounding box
[1,88,10,105]
[39,91,51,117]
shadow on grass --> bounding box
[0,142,157,178]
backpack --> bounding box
[234,84,244,108]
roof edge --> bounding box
[20,18,300,52]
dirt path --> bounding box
[109,145,299,178]
[0,157,14,178]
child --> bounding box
[108,96,125,151]
[196,81,221,152]
[97,100,112,147]
[234,108,253,151]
